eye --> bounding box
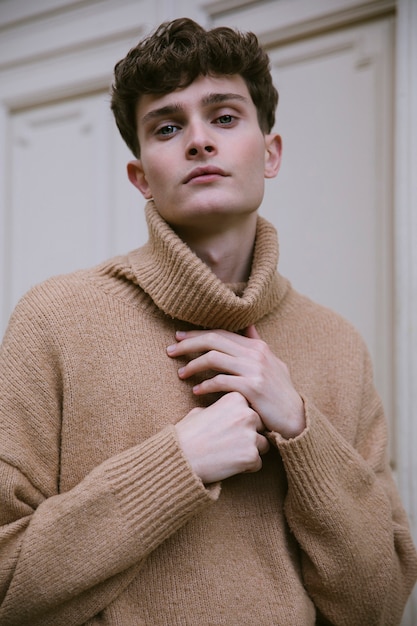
[156,124,179,137]
[216,114,235,125]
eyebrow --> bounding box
[141,92,249,126]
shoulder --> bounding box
[15,251,139,309]
[2,253,139,341]
[280,280,365,344]
[10,267,104,324]
[267,279,372,379]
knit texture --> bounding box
[0,201,416,625]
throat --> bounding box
[173,212,258,283]
[198,245,253,283]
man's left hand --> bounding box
[167,325,305,440]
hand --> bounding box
[175,392,270,484]
[168,325,305,439]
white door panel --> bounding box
[262,19,393,418]
[3,92,146,331]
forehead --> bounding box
[136,74,254,126]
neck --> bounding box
[129,201,284,331]
[174,214,258,283]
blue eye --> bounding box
[218,115,234,124]
[158,124,178,136]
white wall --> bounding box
[0,0,416,620]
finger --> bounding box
[244,452,263,473]
[178,352,245,380]
[192,373,246,396]
[210,391,264,433]
[168,329,252,357]
[257,433,270,455]
[246,406,265,434]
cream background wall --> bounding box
[0,0,416,621]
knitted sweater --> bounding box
[0,201,416,626]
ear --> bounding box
[127,160,153,199]
[264,133,282,179]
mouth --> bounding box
[183,166,227,184]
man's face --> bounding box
[128,74,281,235]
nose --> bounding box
[185,120,217,158]
[188,145,215,157]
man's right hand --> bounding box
[175,392,269,484]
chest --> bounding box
[58,308,198,489]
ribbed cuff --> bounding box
[269,397,373,510]
[103,425,220,554]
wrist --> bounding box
[280,396,306,440]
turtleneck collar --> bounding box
[124,201,289,332]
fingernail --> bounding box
[167,344,176,354]
[176,330,186,339]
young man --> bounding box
[0,17,416,625]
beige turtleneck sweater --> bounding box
[0,201,416,626]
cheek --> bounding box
[242,145,266,184]
[243,147,266,201]
[241,135,266,169]
[142,161,170,198]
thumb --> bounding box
[244,324,260,339]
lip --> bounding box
[183,166,227,184]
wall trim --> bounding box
[0,0,98,29]
[394,0,417,542]
[205,0,396,46]
[394,0,417,620]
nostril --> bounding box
[188,145,214,156]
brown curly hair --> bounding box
[111,18,278,157]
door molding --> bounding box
[394,5,417,621]
[205,0,395,45]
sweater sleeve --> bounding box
[270,349,417,625]
[0,300,220,626]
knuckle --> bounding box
[243,404,256,420]
[251,343,269,370]
[228,390,245,403]
[254,338,268,356]
[188,407,201,417]
[245,449,262,472]
[251,375,264,395]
